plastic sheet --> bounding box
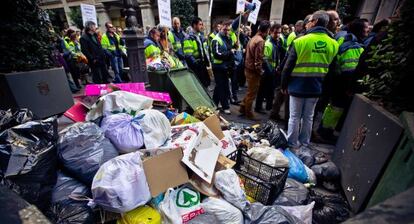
[86,90,153,121]
[46,171,94,224]
[101,113,144,153]
[0,109,34,132]
[273,178,309,206]
[0,116,58,212]
[57,122,119,185]
[135,109,171,149]
[280,202,315,224]
[91,152,151,213]
[244,202,304,224]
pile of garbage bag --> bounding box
[0,104,352,224]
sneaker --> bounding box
[223,109,231,115]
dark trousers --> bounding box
[189,62,210,88]
[270,88,290,120]
[68,59,81,88]
[256,74,276,110]
[230,63,242,100]
[213,67,231,110]
[90,63,110,84]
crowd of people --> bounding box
[51,9,390,149]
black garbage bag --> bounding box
[45,171,94,224]
[0,116,58,212]
[311,161,340,181]
[245,202,304,224]
[273,178,309,206]
[256,121,288,149]
[313,151,329,165]
[310,188,350,224]
[57,122,119,186]
[0,109,34,132]
[293,146,316,167]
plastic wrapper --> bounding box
[86,91,153,121]
[45,171,94,224]
[0,116,58,212]
[90,152,151,213]
[101,113,144,153]
[171,112,200,125]
[214,169,250,211]
[159,185,204,224]
[247,146,289,167]
[273,178,309,206]
[280,202,315,224]
[0,109,34,132]
[311,161,340,181]
[305,165,317,185]
[57,122,119,185]
[283,149,308,183]
[135,109,171,149]
[310,188,350,224]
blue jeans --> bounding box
[110,55,123,82]
[287,96,319,147]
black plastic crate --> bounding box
[228,148,289,205]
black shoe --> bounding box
[254,108,267,115]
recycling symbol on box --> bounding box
[176,188,200,208]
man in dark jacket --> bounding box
[80,21,110,84]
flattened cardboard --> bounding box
[143,147,189,197]
[203,114,224,139]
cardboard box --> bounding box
[143,148,189,197]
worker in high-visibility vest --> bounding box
[144,27,162,59]
[255,23,282,113]
[168,17,187,63]
[211,20,236,115]
[101,22,126,83]
[281,10,339,148]
[286,20,304,48]
[183,17,211,87]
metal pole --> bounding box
[335,0,340,11]
[122,0,148,83]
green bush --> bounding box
[171,0,195,29]
[0,0,54,72]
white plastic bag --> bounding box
[214,169,250,211]
[101,113,144,153]
[305,165,317,185]
[247,146,289,167]
[135,109,171,149]
[86,91,153,121]
[89,152,151,213]
[201,197,243,224]
[280,201,315,224]
[159,185,204,224]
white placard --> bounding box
[80,4,97,26]
[236,0,245,14]
[158,0,172,28]
[247,0,261,24]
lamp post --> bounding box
[123,0,148,83]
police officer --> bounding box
[183,17,210,87]
[281,10,339,148]
[255,23,282,113]
[144,28,162,59]
[211,20,236,115]
[168,17,187,63]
